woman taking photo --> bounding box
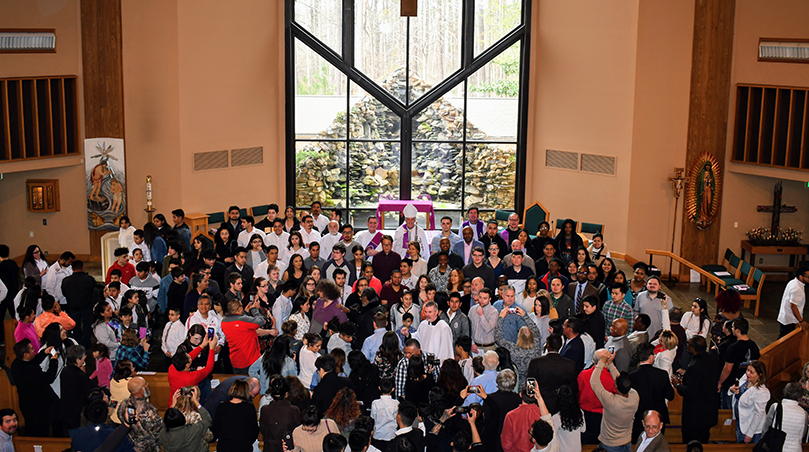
[211,379,260,452]
[214,224,237,264]
[494,305,542,388]
[160,386,213,452]
[312,280,348,333]
[176,324,213,400]
[729,360,770,444]
[486,243,504,280]
[116,329,151,371]
[22,245,48,286]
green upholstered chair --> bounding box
[207,212,225,225]
[579,222,604,236]
[521,201,550,239]
[251,204,270,218]
[739,267,766,316]
[702,248,735,291]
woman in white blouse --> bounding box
[762,382,808,452]
[118,216,136,249]
[652,331,678,378]
[729,360,770,444]
[681,297,711,339]
[281,231,309,266]
[298,333,322,389]
[391,291,421,333]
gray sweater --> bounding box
[494,313,542,388]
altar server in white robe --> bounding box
[393,203,430,261]
[400,300,454,363]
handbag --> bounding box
[753,402,786,452]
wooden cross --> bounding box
[756,181,797,233]
[401,0,417,17]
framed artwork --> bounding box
[84,138,126,230]
[686,151,722,230]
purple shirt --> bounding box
[313,298,348,326]
[15,321,40,351]
[372,251,402,284]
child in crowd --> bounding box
[118,306,137,333]
[162,307,186,358]
[90,343,113,388]
[370,378,399,451]
[396,313,416,347]
[298,333,322,390]
[129,248,144,268]
[106,281,122,313]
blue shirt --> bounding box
[491,303,525,344]
[463,370,498,406]
[156,274,173,314]
[362,328,387,361]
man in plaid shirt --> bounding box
[602,283,635,333]
[394,338,439,400]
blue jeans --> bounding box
[736,426,761,444]
[720,389,734,410]
[599,443,631,452]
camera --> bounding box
[508,307,517,313]
[426,353,440,367]
[126,407,136,423]
[467,385,480,394]
[453,406,471,414]
[608,346,615,354]
[181,387,193,396]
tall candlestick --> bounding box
[146,175,153,207]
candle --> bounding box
[146,175,153,207]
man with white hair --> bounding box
[400,301,454,363]
[499,213,524,245]
[319,220,342,259]
[463,351,500,406]
[393,203,429,261]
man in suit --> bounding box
[526,333,576,414]
[567,265,600,313]
[311,354,354,415]
[225,247,254,295]
[387,401,424,452]
[452,226,484,266]
[604,318,632,372]
[629,343,675,443]
[634,410,671,452]
[671,336,721,444]
[627,314,651,357]
[560,317,586,373]
[427,237,465,271]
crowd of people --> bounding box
[0,202,808,452]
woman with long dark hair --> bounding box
[153,213,171,239]
[289,296,312,340]
[347,350,380,407]
[22,244,48,286]
[110,359,134,424]
[283,206,300,233]
[554,219,584,264]
[246,233,267,269]
[214,223,237,264]
[188,235,210,272]
[598,257,617,286]
[283,254,308,289]
[436,359,466,403]
[160,386,212,452]
[40,322,78,398]
[374,331,402,380]
[256,335,297,395]
[553,384,585,451]
[210,380,260,452]
[143,222,168,265]
[176,324,213,401]
[404,354,434,406]
[345,277,369,310]
[682,297,711,340]
[92,301,120,360]
[282,232,308,267]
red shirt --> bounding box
[106,261,137,285]
[353,277,382,294]
[502,403,541,452]
[168,345,215,398]
[221,317,261,369]
[578,366,616,413]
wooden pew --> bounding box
[4,319,17,367]
[13,436,71,452]
[758,326,808,388]
[138,372,261,413]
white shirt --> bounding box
[264,230,290,249]
[161,320,186,356]
[254,260,287,281]
[130,242,151,262]
[401,274,417,290]
[280,247,309,267]
[581,333,595,369]
[777,277,806,325]
[0,428,12,452]
[371,395,400,440]
[0,279,6,305]
[311,214,330,233]
[299,228,321,248]
[119,226,136,249]
[298,347,319,388]
[459,357,475,384]
[45,262,73,304]
[186,310,225,346]
[680,311,710,339]
[272,295,293,325]
[319,233,341,259]
[392,224,430,261]
[238,228,266,248]
[356,230,383,252]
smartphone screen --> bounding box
[139,327,148,339]
[207,327,215,339]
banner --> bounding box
[85,138,126,231]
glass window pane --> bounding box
[295,39,348,139]
[295,141,347,208]
[355,0,407,103]
[294,0,343,54]
[412,142,462,209]
[474,0,522,57]
[408,0,462,104]
[466,41,520,141]
[349,82,401,139]
[412,85,465,142]
[464,143,516,210]
[349,142,401,208]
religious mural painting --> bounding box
[84,138,126,231]
[686,151,722,230]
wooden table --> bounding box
[740,239,807,278]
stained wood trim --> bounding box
[784,90,795,166]
[802,95,809,168]
[30,79,40,157]
[1,81,9,160]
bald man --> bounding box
[635,410,670,452]
[604,318,632,373]
[499,212,524,244]
[451,226,484,265]
[117,377,162,452]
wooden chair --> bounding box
[4,319,16,367]
[720,259,752,293]
[703,248,735,292]
[739,267,766,316]
[711,254,744,294]
[520,201,550,238]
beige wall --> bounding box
[0,0,89,257]
[718,0,809,268]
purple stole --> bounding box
[463,220,485,240]
[366,231,383,251]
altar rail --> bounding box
[646,249,728,287]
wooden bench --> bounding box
[139,372,262,413]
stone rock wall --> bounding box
[296,69,516,210]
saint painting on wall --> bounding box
[84,138,126,231]
[686,151,722,230]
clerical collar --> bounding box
[429,318,440,326]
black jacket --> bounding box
[482,390,521,452]
[10,352,58,415]
[675,351,721,430]
[61,271,98,310]
[311,371,354,416]
[480,234,508,259]
[59,364,95,429]
[526,353,577,414]
[387,427,425,452]
[226,263,254,295]
[629,364,675,423]
[427,252,465,272]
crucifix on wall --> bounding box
[756,181,797,233]
[401,0,417,16]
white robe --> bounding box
[412,319,455,363]
[392,225,429,261]
[319,232,342,259]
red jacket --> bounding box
[168,345,214,398]
[578,366,616,413]
[502,403,541,452]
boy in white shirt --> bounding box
[130,229,151,262]
[161,307,185,358]
[370,378,399,449]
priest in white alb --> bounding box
[393,203,430,261]
[400,301,454,363]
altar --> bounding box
[375,199,436,230]
[740,240,807,278]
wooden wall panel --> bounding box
[81,0,125,261]
[679,0,735,272]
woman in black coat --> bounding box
[210,379,259,452]
[59,344,95,434]
[554,219,584,265]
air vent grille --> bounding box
[194,150,229,171]
[0,31,56,52]
[759,40,809,62]
[545,149,578,170]
[231,146,263,167]
[581,154,616,175]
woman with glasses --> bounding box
[245,234,267,269]
[22,245,49,287]
[486,243,504,280]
